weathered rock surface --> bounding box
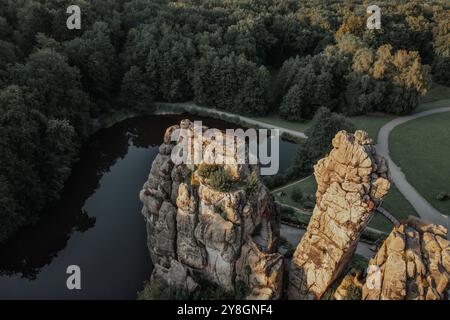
[363,216,450,300]
[140,120,283,299]
[288,130,391,299]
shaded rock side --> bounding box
[140,119,284,299]
[288,130,390,299]
[363,216,450,300]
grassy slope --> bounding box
[273,175,418,233]
[420,83,450,103]
[349,114,395,143]
[389,112,450,215]
[273,176,317,213]
[415,84,450,113]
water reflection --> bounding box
[0,114,299,299]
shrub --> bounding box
[197,163,218,178]
[343,282,362,300]
[303,201,315,210]
[197,164,233,192]
[245,172,259,196]
[209,169,233,192]
[437,192,449,201]
[291,188,304,203]
[289,107,356,179]
[280,206,311,226]
[262,174,286,190]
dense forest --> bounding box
[0,0,449,242]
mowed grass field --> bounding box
[349,114,395,143]
[390,112,450,215]
[273,175,418,233]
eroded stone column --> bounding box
[288,130,390,299]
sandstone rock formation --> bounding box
[363,216,450,300]
[140,119,283,299]
[288,130,391,299]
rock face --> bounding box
[363,216,450,300]
[288,130,391,299]
[140,119,283,299]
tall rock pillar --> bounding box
[288,130,390,299]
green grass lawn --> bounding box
[420,83,450,103]
[273,175,418,233]
[390,112,450,216]
[273,175,316,210]
[415,83,450,113]
[415,98,450,113]
[369,185,418,231]
[349,114,395,143]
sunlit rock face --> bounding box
[139,119,283,299]
[363,217,450,300]
[287,130,391,300]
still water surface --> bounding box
[0,114,299,299]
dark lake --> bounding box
[0,114,299,299]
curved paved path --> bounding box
[376,107,450,232]
[156,101,308,139]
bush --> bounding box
[209,169,233,192]
[197,163,218,178]
[290,188,304,203]
[280,206,311,226]
[303,201,315,210]
[197,164,233,192]
[245,172,259,196]
[437,192,449,201]
[288,107,356,179]
[262,174,286,190]
[345,283,362,300]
